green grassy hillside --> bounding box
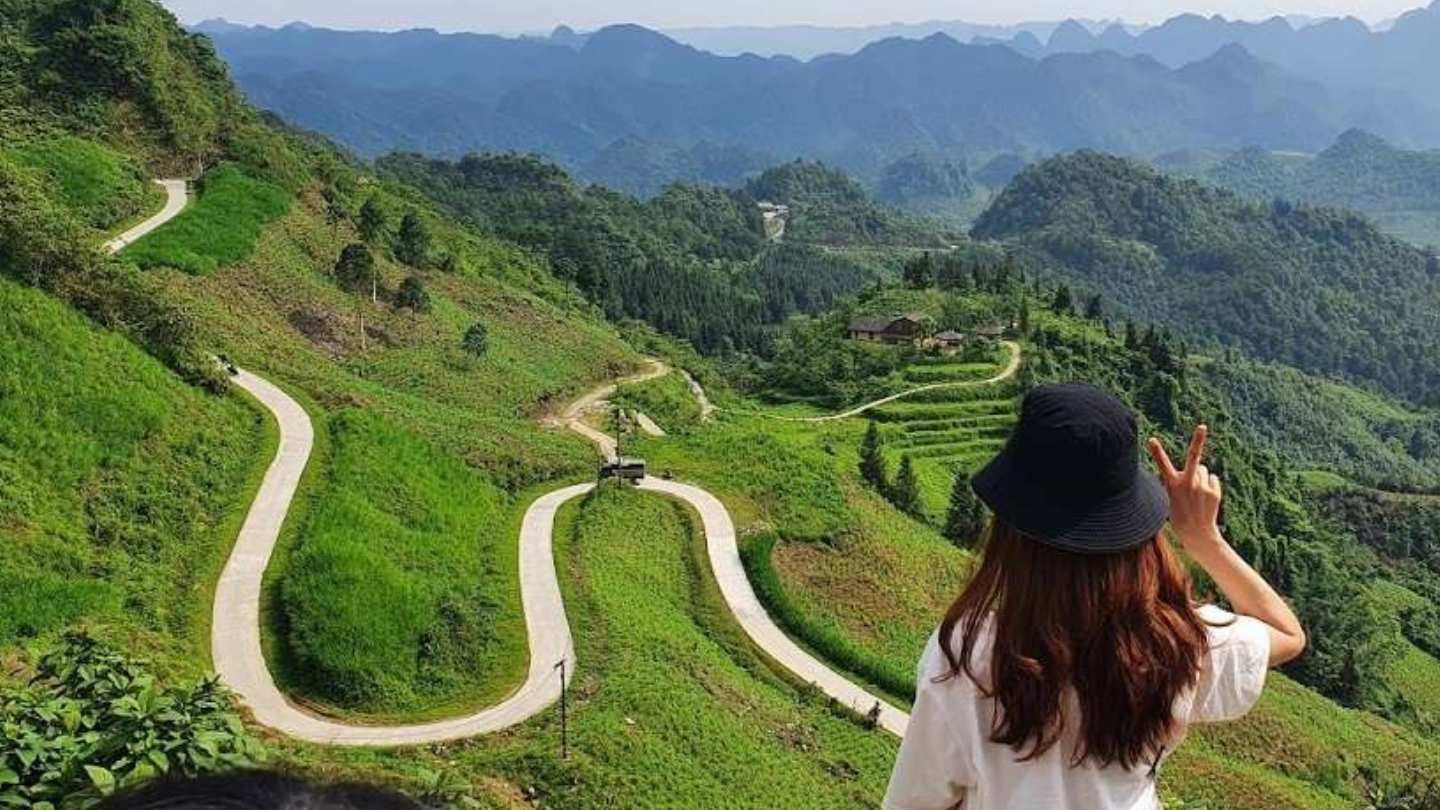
[2,135,159,230]
[0,275,265,671]
[276,410,526,717]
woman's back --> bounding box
[882,384,1305,809]
[885,605,1270,810]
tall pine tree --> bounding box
[859,420,887,490]
[892,456,921,517]
[943,471,985,548]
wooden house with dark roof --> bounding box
[847,313,926,345]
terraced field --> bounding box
[869,356,1019,523]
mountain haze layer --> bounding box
[200,21,1405,195]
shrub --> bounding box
[396,275,431,313]
[394,210,430,267]
[0,633,264,809]
[334,242,376,295]
[461,322,488,357]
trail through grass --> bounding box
[121,164,291,274]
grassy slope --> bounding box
[470,484,898,807]
[0,276,266,674]
[278,410,525,717]
[2,135,156,231]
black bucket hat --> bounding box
[972,383,1169,553]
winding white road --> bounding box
[116,177,911,744]
[103,179,188,255]
[209,361,909,744]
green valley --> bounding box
[8,0,1440,808]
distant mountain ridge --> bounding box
[199,20,1408,195]
[1155,129,1440,245]
[1022,1,1440,146]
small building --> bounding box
[933,329,967,351]
[974,323,1007,339]
[848,313,927,345]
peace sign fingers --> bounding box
[1184,424,1209,481]
[1147,437,1180,482]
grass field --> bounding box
[2,135,158,231]
[121,163,292,274]
[276,409,527,716]
[0,276,267,672]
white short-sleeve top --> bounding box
[883,605,1270,810]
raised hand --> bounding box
[1147,425,1223,551]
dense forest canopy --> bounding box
[973,151,1440,404]
[375,152,909,354]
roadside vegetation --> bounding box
[0,276,265,669]
[3,135,158,230]
[458,483,900,807]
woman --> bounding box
[884,383,1306,810]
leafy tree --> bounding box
[1084,293,1104,321]
[357,195,387,243]
[859,420,887,490]
[892,456,922,517]
[461,322,488,356]
[903,253,934,289]
[396,275,431,313]
[0,633,264,809]
[1050,284,1073,315]
[943,471,985,548]
[394,210,430,267]
[334,242,377,300]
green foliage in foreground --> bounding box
[121,165,291,274]
[2,136,154,230]
[280,410,525,713]
[0,276,261,660]
[0,633,264,809]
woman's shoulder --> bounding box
[921,618,995,690]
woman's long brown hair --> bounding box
[938,519,1209,770]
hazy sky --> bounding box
[161,0,1424,34]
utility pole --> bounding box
[610,405,626,461]
[554,658,569,759]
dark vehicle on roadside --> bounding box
[599,457,646,485]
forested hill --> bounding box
[376,152,923,354]
[973,151,1440,404]
[1159,130,1440,245]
